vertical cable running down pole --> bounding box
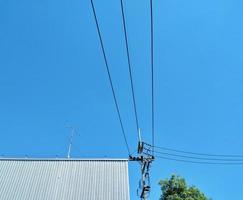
[150,0,155,156]
[129,2,156,199]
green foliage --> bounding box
[159,175,210,200]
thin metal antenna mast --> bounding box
[66,126,77,159]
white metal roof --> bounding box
[0,158,130,200]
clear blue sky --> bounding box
[0,0,243,199]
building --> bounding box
[0,158,130,200]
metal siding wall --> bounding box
[0,160,130,200]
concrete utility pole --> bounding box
[130,141,154,200]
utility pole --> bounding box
[130,140,154,200]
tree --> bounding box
[159,175,210,200]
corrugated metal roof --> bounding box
[0,159,130,200]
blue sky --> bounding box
[1,0,243,199]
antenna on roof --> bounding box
[66,125,78,159]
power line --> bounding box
[145,143,243,158]
[156,155,243,165]
[90,0,130,155]
[120,0,140,139]
[151,149,243,162]
[150,0,155,154]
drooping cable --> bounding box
[150,0,155,154]
[90,0,131,155]
[144,143,243,158]
[151,149,243,162]
[156,155,243,165]
[120,0,140,139]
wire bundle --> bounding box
[144,143,243,165]
[90,0,243,166]
[90,0,154,156]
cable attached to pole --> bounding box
[144,143,243,158]
[150,149,243,162]
[90,0,131,155]
[144,142,243,159]
[150,0,155,155]
[120,0,140,140]
[156,155,243,165]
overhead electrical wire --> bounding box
[150,149,243,162]
[141,150,243,165]
[156,155,243,165]
[150,0,155,154]
[143,146,243,162]
[144,142,243,158]
[145,2,243,165]
[90,0,131,155]
[120,0,140,139]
